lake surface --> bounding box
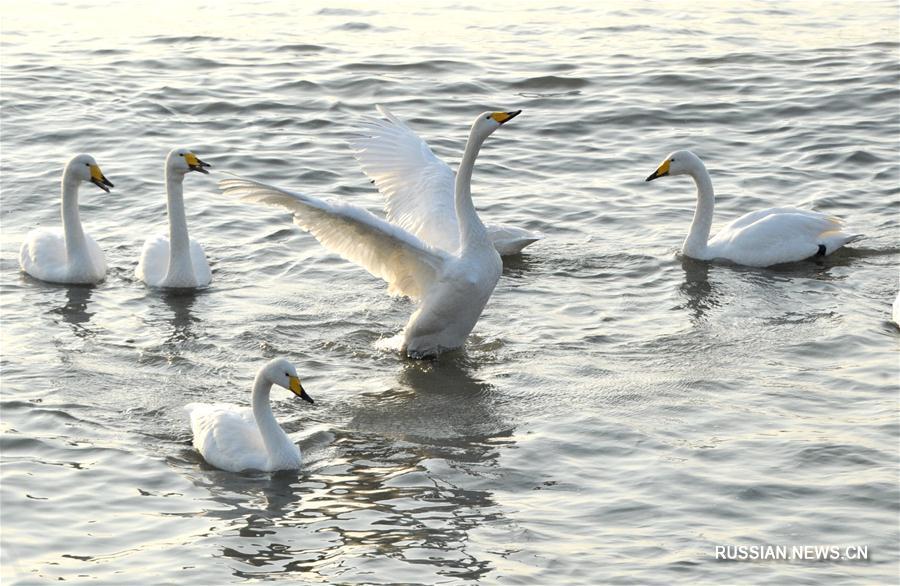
[1,1,898,584]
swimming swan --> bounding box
[19,154,114,284]
[185,357,314,472]
[646,150,862,267]
[220,110,521,358]
[136,148,212,288]
[351,106,542,256]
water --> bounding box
[1,1,898,584]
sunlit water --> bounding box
[1,1,898,584]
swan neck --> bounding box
[683,165,715,258]
[164,172,195,282]
[455,133,490,252]
[61,174,88,263]
[251,373,288,456]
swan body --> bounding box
[350,106,542,256]
[646,150,862,267]
[220,110,521,358]
[19,154,114,284]
[136,148,212,288]
[185,357,314,473]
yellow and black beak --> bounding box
[89,165,114,193]
[184,153,211,174]
[645,159,671,182]
[289,376,314,404]
[490,110,522,125]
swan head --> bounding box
[469,110,522,142]
[645,150,705,182]
[264,357,314,404]
[66,154,114,193]
[167,147,211,176]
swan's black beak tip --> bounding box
[91,177,113,192]
[504,110,522,122]
[190,158,212,174]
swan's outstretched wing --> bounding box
[219,177,448,300]
[349,106,461,252]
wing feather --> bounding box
[349,106,461,252]
[219,176,448,300]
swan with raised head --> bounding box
[19,154,114,284]
[136,148,212,288]
[646,150,862,267]
[185,357,314,473]
[351,106,542,256]
[220,110,521,358]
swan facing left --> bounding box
[136,148,212,289]
[185,357,315,473]
[19,154,114,284]
[646,150,862,267]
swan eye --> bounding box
[485,115,490,120]
[179,153,184,157]
[85,163,90,167]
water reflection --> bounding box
[182,358,514,582]
[159,289,200,345]
[677,256,719,323]
[51,285,96,338]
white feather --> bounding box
[20,227,106,284]
[136,233,211,288]
[350,106,541,255]
[219,177,448,301]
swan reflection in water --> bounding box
[182,356,515,583]
[159,288,201,345]
[677,256,719,324]
[51,284,96,338]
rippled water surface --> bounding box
[2,1,899,584]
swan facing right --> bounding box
[220,110,522,358]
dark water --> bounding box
[1,1,898,584]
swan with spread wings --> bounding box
[220,109,523,358]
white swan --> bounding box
[646,150,862,267]
[136,148,212,288]
[185,357,314,473]
[19,154,114,284]
[220,110,521,358]
[350,106,542,256]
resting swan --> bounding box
[646,150,862,267]
[185,357,314,472]
[136,148,212,288]
[19,154,114,284]
[351,106,542,256]
[220,110,521,358]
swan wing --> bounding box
[349,106,461,252]
[19,227,106,284]
[710,207,862,266]
[185,403,267,472]
[485,222,543,256]
[20,228,68,282]
[189,238,212,286]
[219,176,448,300]
[136,233,169,286]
